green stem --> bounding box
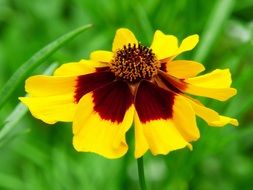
[137,157,147,190]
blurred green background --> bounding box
[0,0,253,189]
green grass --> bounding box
[0,0,253,189]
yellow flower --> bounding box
[19,28,238,159]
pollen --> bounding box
[110,43,160,83]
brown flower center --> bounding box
[110,43,160,83]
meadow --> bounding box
[0,0,253,189]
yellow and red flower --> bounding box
[20,28,238,159]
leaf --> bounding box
[0,24,92,109]
[0,63,59,145]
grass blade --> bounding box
[0,24,92,109]
[194,0,235,62]
[0,63,58,145]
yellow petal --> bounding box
[25,75,76,97]
[54,59,108,76]
[21,71,115,124]
[19,95,76,124]
[150,30,178,60]
[173,95,200,142]
[177,34,199,55]
[73,80,134,159]
[112,28,138,52]
[90,50,113,63]
[209,116,239,127]
[186,69,232,88]
[134,112,149,158]
[183,69,237,101]
[133,81,192,158]
[20,75,77,124]
[134,114,190,158]
[164,60,205,79]
[185,96,219,122]
[73,94,134,159]
[185,85,237,101]
[185,96,238,127]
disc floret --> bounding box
[110,43,160,83]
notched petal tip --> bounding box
[178,34,199,53]
[183,68,237,101]
[185,96,239,128]
[230,119,239,126]
[165,60,205,79]
[73,139,128,159]
[18,97,24,101]
[149,142,191,156]
[73,137,128,159]
[184,34,199,45]
[150,30,178,60]
[72,123,129,159]
[220,88,237,101]
[24,76,38,93]
[19,97,57,124]
[19,95,76,124]
[154,30,163,35]
[209,116,239,127]
[53,59,109,76]
[190,34,199,41]
[112,28,138,52]
[72,81,134,159]
[90,50,113,63]
[231,88,237,95]
[187,143,193,151]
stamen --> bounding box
[110,43,160,83]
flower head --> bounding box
[20,28,238,159]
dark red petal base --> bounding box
[158,73,187,93]
[135,80,175,123]
[93,80,133,123]
[95,67,110,72]
[74,71,115,103]
[160,62,167,72]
